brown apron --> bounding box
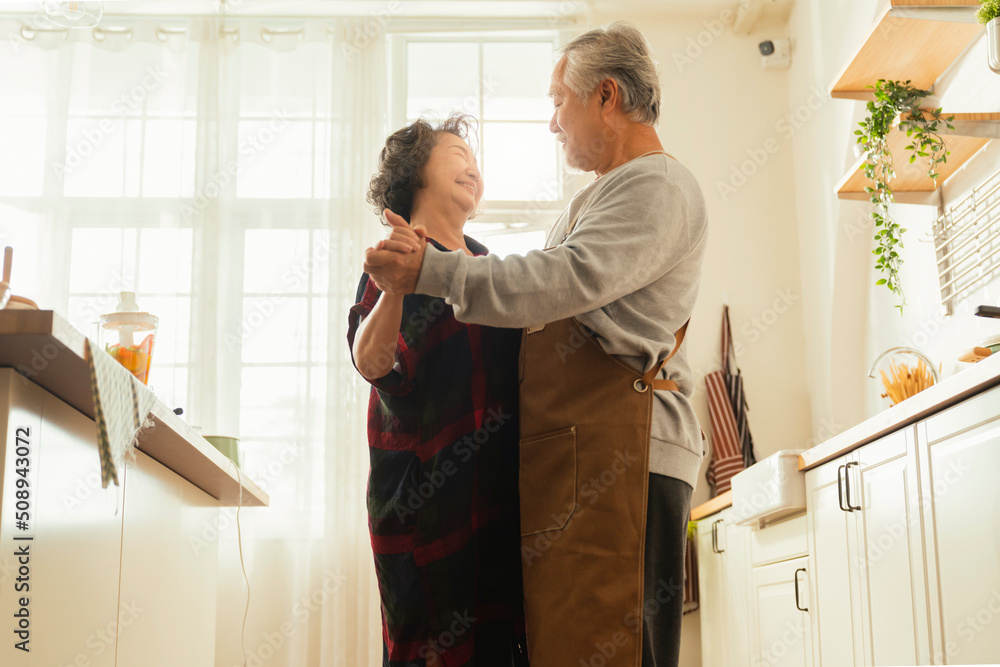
[518,317,687,667]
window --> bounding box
[0,33,338,536]
[235,225,330,527]
[394,33,567,256]
[0,46,49,197]
[61,41,198,199]
[234,41,334,199]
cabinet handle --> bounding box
[711,518,725,553]
[794,567,808,612]
[837,464,849,512]
[845,461,861,511]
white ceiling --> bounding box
[0,0,585,18]
[0,0,793,23]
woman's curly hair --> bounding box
[367,113,479,225]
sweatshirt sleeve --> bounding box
[414,168,705,328]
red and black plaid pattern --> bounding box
[347,238,527,667]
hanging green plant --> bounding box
[855,79,954,312]
[978,0,1000,25]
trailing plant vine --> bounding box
[855,79,954,312]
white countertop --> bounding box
[797,352,1000,470]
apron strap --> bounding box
[637,319,690,392]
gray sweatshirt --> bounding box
[414,153,708,490]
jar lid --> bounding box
[99,311,158,330]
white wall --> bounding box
[589,8,813,666]
[781,0,883,440]
[785,0,1000,425]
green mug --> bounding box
[204,435,242,468]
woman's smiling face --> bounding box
[417,132,484,217]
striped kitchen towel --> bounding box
[705,306,756,496]
[85,339,157,487]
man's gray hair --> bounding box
[559,22,661,126]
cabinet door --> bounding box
[918,396,1000,665]
[852,427,928,665]
[0,374,124,667]
[722,517,751,667]
[697,512,729,667]
[115,448,219,667]
[805,454,862,666]
[699,509,752,667]
[750,555,813,667]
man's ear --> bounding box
[597,79,622,124]
[599,78,618,107]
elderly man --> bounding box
[364,22,707,667]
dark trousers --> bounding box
[641,474,694,667]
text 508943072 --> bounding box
[11,425,32,653]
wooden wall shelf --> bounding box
[691,490,733,521]
[836,112,1000,205]
[0,310,269,507]
[830,0,983,100]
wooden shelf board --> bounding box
[890,0,980,9]
[941,112,1000,138]
[691,489,733,521]
[0,310,268,507]
[830,2,983,100]
[890,0,979,5]
[836,113,998,202]
[838,189,942,206]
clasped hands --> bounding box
[364,209,426,296]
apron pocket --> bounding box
[519,426,577,537]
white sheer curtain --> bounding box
[0,14,386,666]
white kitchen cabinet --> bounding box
[723,511,752,665]
[116,449,219,667]
[0,371,125,667]
[0,314,265,667]
[698,375,1000,666]
[697,516,725,667]
[852,429,929,665]
[0,368,222,666]
[917,386,1000,665]
[750,555,813,667]
[805,427,928,666]
[697,507,751,667]
[806,448,861,666]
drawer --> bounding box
[750,512,807,566]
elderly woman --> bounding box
[347,114,528,667]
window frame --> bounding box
[389,31,569,239]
